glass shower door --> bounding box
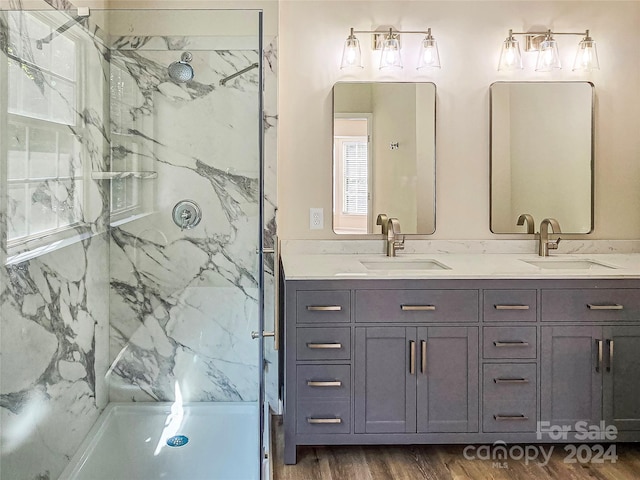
[1,7,265,480]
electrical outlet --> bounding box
[310,208,323,230]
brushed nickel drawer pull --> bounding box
[494,414,529,421]
[409,341,416,375]
[587,304,623,310]
[493,341,529,347]
[307,305,342,311]
[401,305,436,311]
[306,343,342,349]
[307,418,342,424]
[494,377,529,384]
[494,305,530,310]
[307,380,342,387]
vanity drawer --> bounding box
[542,289,640,322]
[483,327,537,359]
[355,289,479,323]
[483,364,537,433]
[483,290,537,322]
[296,400,351,434]
[296,365,350,401]
[296,327,351,361]
[297,290,351,324]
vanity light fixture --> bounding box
[497,28,599,72]
[340,26,440,71]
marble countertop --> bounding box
[281,252,640,280]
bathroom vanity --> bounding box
[280,252,640,464]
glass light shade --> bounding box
[417,37,441,69]
[573,38,599,71]
[379,35,402,70]
[535,37,561,71]
[497,37,522,71]
[340,36,363,69]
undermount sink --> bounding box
[521,259,618,270]
[361,259,450,271]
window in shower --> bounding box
[5,11,84,247]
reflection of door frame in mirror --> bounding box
[333,113,373,234]
[489,81,595,235]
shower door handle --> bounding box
[251,331,278,350]
[251,331,275,339]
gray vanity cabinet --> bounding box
[541,325,640,432]
[282,274,640,465]
[602,326,640,431]
[541,287,640,434]
[354,326,416,433]
[354,326,478,435]
[541,326,603,428]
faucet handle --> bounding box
[395,234,405,250]
[549,237,561,250]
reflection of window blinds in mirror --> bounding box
[343,141,368,215]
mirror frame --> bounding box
[489,81,595,235]
[331,81,437,237]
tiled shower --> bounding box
[0,4,277,480]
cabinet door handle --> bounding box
[307,380,342,387]
[494,305,530,310]
[595,339,603,373]
[494,414,529,421]
[587,304,623,310]
[306,343,342,349]
[307,418,342,424]
[493,341,529,347]
[401,305,436,311]
[421,340,427,374]
[409,341,416,375]
[306,305,342,311]
[493,377,529,384]
[606,339,614,373]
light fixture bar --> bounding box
[340,26,439,71]
[498,28,599,72]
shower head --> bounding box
[168,52,194,83]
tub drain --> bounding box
[166,435,189,447]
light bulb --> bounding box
[345,46,357,65]
[573,33,599,71]
[417,31,440,70]
[340,30,363,69]
[497,31,522,71]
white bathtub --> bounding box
[58,402,260,480]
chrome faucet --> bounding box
[376,213,389,235]
[516,213,535,234]
[539,218,561,257]
[386,217,405,257]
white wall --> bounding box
[278,0,640,240]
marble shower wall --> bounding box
[107,29,268,403]
[0,9,111,480]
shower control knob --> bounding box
[172,200,202,230]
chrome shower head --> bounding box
[168,52,194,83]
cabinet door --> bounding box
[541,326,602,429]
[355,327,417,433]
[603,326,640,431]
[416,326,479,433]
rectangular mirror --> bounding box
[490,81,594,234]
[332,82,436,235]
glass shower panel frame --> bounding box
[1,7,265,480]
